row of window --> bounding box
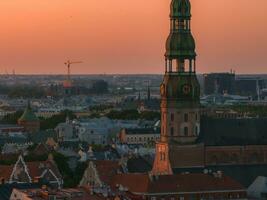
[170,126,198,136]
[127,136,160,143]
[170,113,198,122]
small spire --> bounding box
[147,84,151,101]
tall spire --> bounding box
[152,0,201,174]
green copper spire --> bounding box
[165,0,196,73]
[19,101,39,122]
[170,0,191,19]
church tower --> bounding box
[152,0,201,175]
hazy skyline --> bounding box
[0,0,267,74]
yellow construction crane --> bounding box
[63,60,82,88]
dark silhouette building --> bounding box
[204,72,236,95]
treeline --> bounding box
[0,84,46,98]
[106,109,160,120]
[39,110,76,130]
[0,110,76,130]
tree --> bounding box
[40,110,76,130]
[106,109,160,120]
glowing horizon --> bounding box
[0,0,266,74]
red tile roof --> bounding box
[110,173,245,195]
[0,160,61,182]
[94,160,121,185]
[0,165,13,180]
[111,173,149,193]
[27,160,62,179]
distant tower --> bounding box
[18,101,40,133]
[152,0,200,175]
[147,84,151,101]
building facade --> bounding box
[118,128,160,145]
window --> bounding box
[184,127,188,136]
[171,127,174,136]
[174,20,179,30]
[171,113,174,121]
[160,152,166,161]
[184,113,188,122]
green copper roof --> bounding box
[19,103,39,122]
[165,32,196,59]
[170,0,191,19]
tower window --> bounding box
[184,113,188,122]
[184,127,188,136]
[160,152,166,161]
[170,127,174,136]
[195,126,198,136]
[171,113,174,121]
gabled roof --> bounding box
[94,160,121,185]
[0,157,62,183]
[26,160,62,180]
[33,143,50,156]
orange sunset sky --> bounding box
[0,0,266,74]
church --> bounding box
[151,0,267,186]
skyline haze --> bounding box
[0,0,266,74]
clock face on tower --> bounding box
[182,84,191,95]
